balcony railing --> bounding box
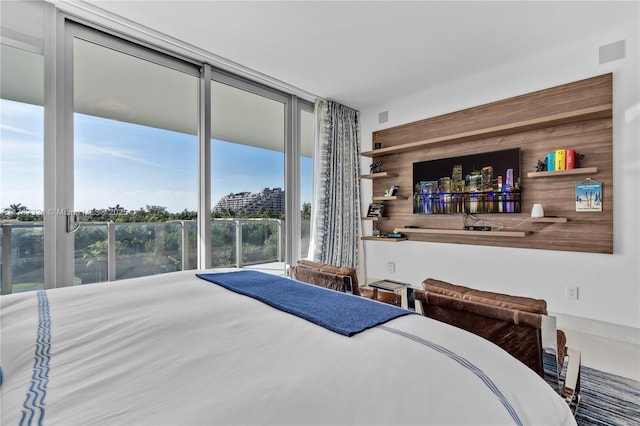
[0,218,300,295]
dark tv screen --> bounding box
[413,148,521,214]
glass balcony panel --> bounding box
[4,225,45,293]
[211,220,237,268]
[241,220,280,266]
[115,222,182,280]
[74,224,108,285]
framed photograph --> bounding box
[575,179,602,212]
[385,185,399,196]
[367,203,385,217]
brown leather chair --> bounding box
[414,278,581,413]
[289,260,399,305]
[290,259,361,295]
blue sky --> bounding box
[1,99,312,214]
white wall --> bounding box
[360,19,639,339]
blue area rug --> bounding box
[196,270,413,336]
[576,366,640,426]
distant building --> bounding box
[451,164,464,192]
[481,166,493,191]
[213,187,285,215]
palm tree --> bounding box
[301,202,311,220]
[4,203,28,219]
[83,240,108,282]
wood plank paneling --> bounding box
[366,74,613,253]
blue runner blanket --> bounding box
[196,270,413,336]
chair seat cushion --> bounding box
[360,288,401,306]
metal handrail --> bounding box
[0,218,284,294]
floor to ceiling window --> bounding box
[0,0,45,294]
[72,31,199,284]
[1,4,315,292]
[299,107,314,258]
[210,78,286,272]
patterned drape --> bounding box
[309,100,363,275]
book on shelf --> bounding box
[366,203,385,217]
[566,149,576,169]
[546,152,555,171]
[555,149,566,170]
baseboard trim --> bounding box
[550,312,640,346]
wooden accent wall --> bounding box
[365,74,613,254]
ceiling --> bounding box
[79,0,635,110]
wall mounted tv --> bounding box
[413,148,521,214]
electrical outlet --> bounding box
[387,261,395,273]
[566,286,579,300]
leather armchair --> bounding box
[289,260,399,305]
[290,259,361,295]
[414,278,581,413]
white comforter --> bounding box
[1,270,576,425]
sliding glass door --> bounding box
[1,11,316,291]
[71,25,199,284]
[0,45,45,293]
[0,1,46,294]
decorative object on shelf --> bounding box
[369,159,383,174]
[384,185,399,196]
[367,202,385,217]
[386,232,405,238]
[575,178,602,212]
[546,152,555,171]
[536,151,585,173]
[374,142,382,150]
[566,149,576,169]
[531,203,545,218]
[555,149,566,170]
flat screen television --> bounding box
[413,148,521,214]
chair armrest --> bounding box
[562,347,582,414]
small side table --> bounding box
[368,279,415,311]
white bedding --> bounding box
[1,270,576,425]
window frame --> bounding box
[33,8,315,288]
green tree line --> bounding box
[2,203,311,289]
[1,202,311,222]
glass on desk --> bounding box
[368,279,415,311]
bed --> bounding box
[1,269,576,425]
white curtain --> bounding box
[308,100,364,279]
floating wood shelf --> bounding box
[360,172,398,179]
[365,74,613,253]
[372,195,408,201]
[362,104,612,157]
[361,236,408,242]
[527,167,598,178]
[394,227,530,238]
[530,217,568,223]
[361,216,383,221]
